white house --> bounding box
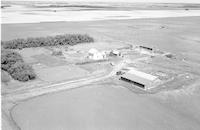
[88,48,106,60]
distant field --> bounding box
[2,1,200,10]
[2,17,200,62]
[2,2,200,24]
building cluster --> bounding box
[87,48,121,60]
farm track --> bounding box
[2,60,126,130]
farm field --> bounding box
[12,84,200,130]
[2,15,200,130]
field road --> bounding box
[3,60,126,102]
[2,60,126,130]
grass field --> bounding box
[35,65,89,82]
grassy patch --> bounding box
[33,54,68,67]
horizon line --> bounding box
[2,0,200,4]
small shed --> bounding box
[110,50,121,56]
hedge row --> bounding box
[2,34,94,49]
[1,49,36,82]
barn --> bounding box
[120,69,160,90]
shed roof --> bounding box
[121,69,158,86]
[128,69,157,81]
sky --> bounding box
[3,0,200,3]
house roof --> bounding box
[112,50,119,54]
[88,48,98,54]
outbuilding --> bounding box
[135,45,154,55]
[120,69,160,90]
[110,50,121,56]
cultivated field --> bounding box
[12,84,200,130]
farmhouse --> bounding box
[120,69,160,90]
[88,48,106,60]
